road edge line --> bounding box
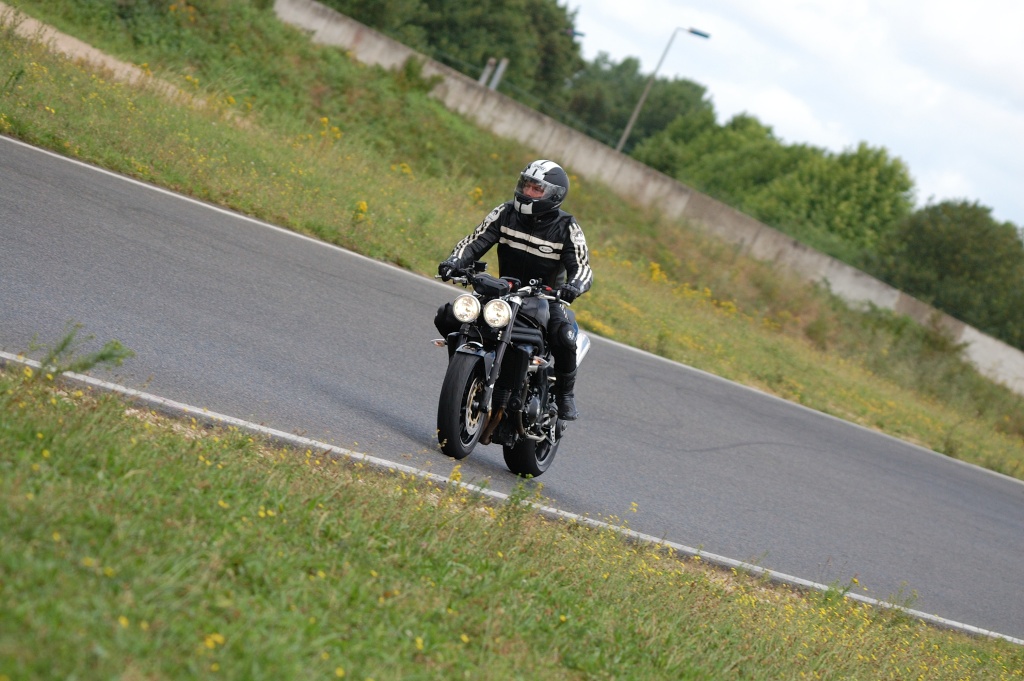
[2,350,1021,647]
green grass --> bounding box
[1,4,1024,672]
[3,366,1023,679]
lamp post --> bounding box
[614,26,710,153]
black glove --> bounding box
[438,259,459,281]
[558,283,582,304]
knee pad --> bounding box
[551,319,578,350]
[549,319,579,372]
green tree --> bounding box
[635,115,914,260]
[321,0,583,100]
[871,200,1024,348]
[318,0,427,38]
[562,52,711,148]
[523,0,584,94]
[749,142,915,252]
[634,113,816,208]
[629,105,718,178]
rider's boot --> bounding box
[554,369,579,421]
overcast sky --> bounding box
[570,0,1024,228]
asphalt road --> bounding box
[2,135,1022,640]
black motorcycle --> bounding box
[433,263,590,477]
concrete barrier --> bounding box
[274,0,1024,396]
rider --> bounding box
[435,159,593,420]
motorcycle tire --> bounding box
[502,428,561,477]
[437,353,487,460]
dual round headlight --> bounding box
[451,294,512,328]
[452,294,481,323]
[482,299,512,328]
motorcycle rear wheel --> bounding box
[437,354,487,459]
[503,425,561,477]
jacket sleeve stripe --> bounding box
[451,205,503,262]
[566,221,593,292]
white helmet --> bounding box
[513,160,569,215]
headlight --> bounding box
[452,294,481,323]
[483,299,512,328]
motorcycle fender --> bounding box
[575,330,591,367]
[453,342,495,375]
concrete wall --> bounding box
[274,0,1024,396]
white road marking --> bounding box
[2,349,1021,646]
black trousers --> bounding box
[547,303,578,374]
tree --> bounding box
[562,53,711,149]
[629,105,718,178]
[318,0,428,46]
[634,115,914,259]
[524,0,585,95]
[871,200,1024,348]
[748,142,915,251]
[321,0,583,101]
[634,113,816,208]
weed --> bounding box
[5,371,1021,678]
[31,323,134,377]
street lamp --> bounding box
[614,26,710,153]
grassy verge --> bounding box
[2,365,1022,679]
[2,1,1021,480]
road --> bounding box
[2,135,1022,640]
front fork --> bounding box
[478,298,523,411]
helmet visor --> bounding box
[515,174,567,203]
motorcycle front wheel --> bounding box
[437,353,487,459]
[503,426,561,477]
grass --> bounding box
[0,3,1023,672]
[2,364,1023,679]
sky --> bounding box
[569,0,1024,228]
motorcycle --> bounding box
[433,263,590,477]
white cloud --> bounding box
[915,168,976,206]
[708,82,854,149]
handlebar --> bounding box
[435,273,470,284]
[518,286,560,302]
[437,269,569,305]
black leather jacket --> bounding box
[446,202,593,294]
